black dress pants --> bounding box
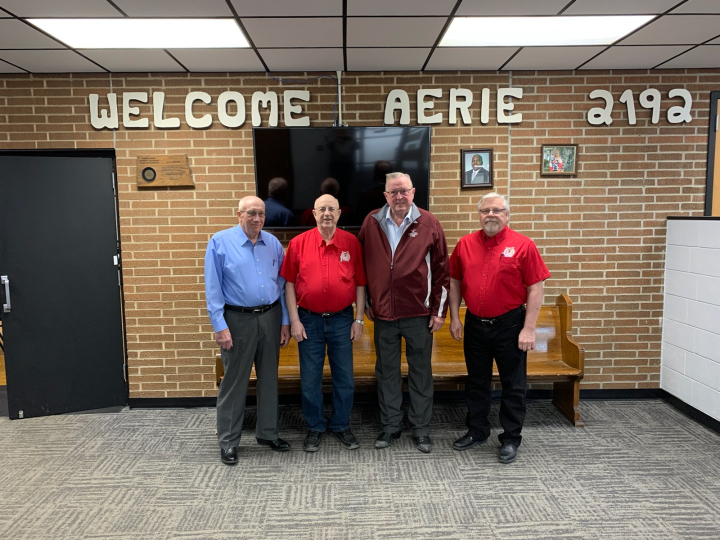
[463,307,527,447]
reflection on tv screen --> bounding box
[253,126,431,228]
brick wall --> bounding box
[0,69,713,397]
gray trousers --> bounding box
[373,316,434,437]
[217,304,281,449]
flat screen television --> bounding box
[253,126,431,229]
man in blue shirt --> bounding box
[263,177,295,226]
[204,196,291,465]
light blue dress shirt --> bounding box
[204,226,289,332]
[384,207,414,257]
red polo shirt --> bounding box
[450,227,550,318]
[281,227,367,313]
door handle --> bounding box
[1,275,10,313]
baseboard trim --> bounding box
[660,390,720,435]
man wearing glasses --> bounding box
[359,172,449,453]
[204,196,292,465]
[448,192,550,464]
[281,194,367,452]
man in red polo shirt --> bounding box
[449,192,550,464]
[281,194,367,452]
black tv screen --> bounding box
[253,126,431,228]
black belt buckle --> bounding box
[252,307,264,314]
[320,312,333,318]
[479,318,495,326]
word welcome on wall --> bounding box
[88,87,693,130]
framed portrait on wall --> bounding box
[541,144,578,176]
[461,148,493,188]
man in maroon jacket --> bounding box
[359,172,450,453]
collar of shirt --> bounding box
[235,226,266,247]
[313,227,338,248]
[385,206,413,228]
[480,226,508,246]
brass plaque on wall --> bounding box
[136,155,194,188]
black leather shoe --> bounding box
[333,428,359,450]
[220,447,238,465]
[498,443,518,464]
[374,430,402,449]
[256,437,291,451]
[304,430,324,452]
[413,435,433,454]
[453,432,489,451]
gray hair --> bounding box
[385,172,413,190]
[478,192,510,215]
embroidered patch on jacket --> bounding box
[340,251,351,262]
[502,247,515,257]
[409,228,418,237]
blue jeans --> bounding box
[297,305,355,432]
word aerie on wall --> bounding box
[89,90,311,130]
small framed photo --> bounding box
[461,148,493,188]
[541,144,578,176]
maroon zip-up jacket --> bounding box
[358,203,449,322]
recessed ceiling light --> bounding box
[29,19,250,49]
[440,16,655,47]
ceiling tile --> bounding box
[502,46,606,70]
[0,49,105,72]
[347,48,430,70]
[564,0,679,15]
[347,17,446,47]
[80,49,185,72]
[0,0,122,17]
[580,45,692,69]
[456,0,570,16]
[347,0,457,16]
[0,58,26,72]
[113,0,233,17]
[425,47,517,70]
[619,15,720,45]
[658,45,720,68]
[670,0,720,14]
[229,0,341,17]
[0,19,66,48]
[260,48,343,71]
[242,18,342,48]
[168,48,265,71]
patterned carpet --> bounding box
[0,400,718,539]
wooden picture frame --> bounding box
[461,148,493,188]
[540,144,578,176]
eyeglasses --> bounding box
[315,206,338,213]
[384,188,414,198]
[242,210,265,218]
[479,208,507,215]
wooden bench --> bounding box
[216,293,585,426]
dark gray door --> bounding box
[0,151,126,419]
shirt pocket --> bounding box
[337,259,354,283]
[498,257,521,282]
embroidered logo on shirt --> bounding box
[501,247,515,258]
[409,229,418,237]
[340,251,351,262]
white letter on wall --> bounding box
[153,92,180,129]
[383,89,410,125]
[497,88,523,124]
[619,89,637,125]
[449,88,472,125]
[480,88,490,124]
[185,91,212,129]
[283,90,310,127]
[122,92,148,129]
[417,88,443,124]
[252,91,278,127]
[588,89,613,126]
[667,89,693,124]
[218,91,246,128]
[89,93,118,130]
[639,89,661,124]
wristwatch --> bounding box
[354,319,364,325]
